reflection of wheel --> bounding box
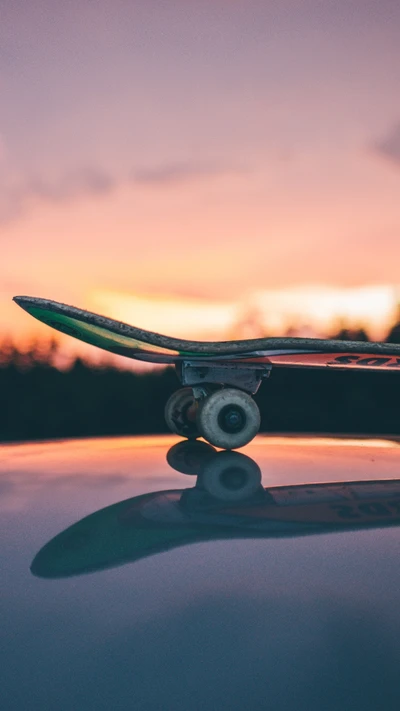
[200,451,262,501]
[196,388,260,449]
[164,388,199,439]
[166,440,216,475]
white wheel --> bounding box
[164,388,199,439]
[200,451,262,501]
[196,388,260,449]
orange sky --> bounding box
[1,1,400,362]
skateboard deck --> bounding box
[14,295,400,370]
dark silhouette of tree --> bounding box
[330,327,370,342]
[352,328,369,342]
[332,327,352,341]
[386,305,400,344]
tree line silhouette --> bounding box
[2,321,400,442]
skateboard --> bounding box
[14,295,400,449]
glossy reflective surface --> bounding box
[2,435,400,711]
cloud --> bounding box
[0,167,119,225]
[0,160,245,226]
[0,134,6,163]
[132,160,246,185]
[28,168,115,200]
[373,122,400,168]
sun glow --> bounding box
[88,284,399,343]
[249,285,398,340]
[88,289,238,340]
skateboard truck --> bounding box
[176,360,271,395]
[163,360,272,450]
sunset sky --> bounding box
[2,1,400,361]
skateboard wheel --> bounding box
[164,387,199,439]
[196,388,260,450]
[166,440,216,475]
[199,450,262,501]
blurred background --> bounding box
[2,1,400,442]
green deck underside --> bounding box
[28,306,196,358]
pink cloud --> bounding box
[374,122,400,168]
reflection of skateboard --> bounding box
[14,295,400,449]
[31,448,400,579]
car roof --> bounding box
[2,434,400,711]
